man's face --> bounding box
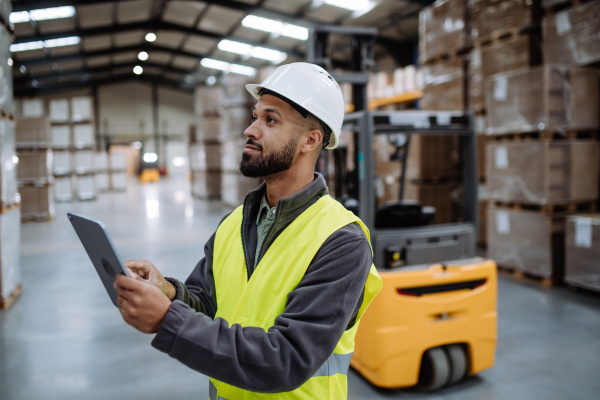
[239,94,303,178]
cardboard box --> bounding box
[479,199,488,244]
[565,214,600,292]
[74,150,94,174]
[15,117,51,147]
[419,0,468,63]
[71,96,92,122]
[486,140,600,205]
[477,134,486,182]
[222,74,254,107]
[95,172,109,192]
[468,0,541,43]
[543,0,600,65]
[486,65,599,134]
[54,175,73,202]
[487,206,565,279]
[49,99,69,122]
[189,143,221,171]
[421,57,466,111]
[191,170,221,200]
[75,175,95,200]
[72,124,94,149]
[197,115,222,142]
[16,149,52,183]
[221,171,261,208]
[406,135,461,180]
[53,150,71,175]
[19,185,55,220]
[0,206,21,307]
[51,125,71,149]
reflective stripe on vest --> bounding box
[210,195,382,400]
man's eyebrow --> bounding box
[264,107,282,117]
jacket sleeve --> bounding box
[151,223,372,393]
[162,213,232,319]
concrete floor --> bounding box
[1,177,599,400]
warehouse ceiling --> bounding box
[10,0,430,96]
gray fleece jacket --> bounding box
[151,173,372,393]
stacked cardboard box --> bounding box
[15,115,55,220]
[0,10,22,310]
[191,85,223,200]
[108,151,127,191]
[565,214,600,292]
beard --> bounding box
[239,136,298,178]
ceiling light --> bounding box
[131,141,143,149]
[200,58,256,77]
[145,33,156,42]
[10,36,80,52]
[19,65,26,73]
[242,15,282,33]
[138,51,148,61]
[325,0,370,11]
[206,76,216,86]
[241,15,308,41]
[218,40,252,55]
[9,6,75,23]
[251,47,287,63]
[280,24,309,40]
[9,11,30,24]
[133,66,143,75]
[217,40,287,64]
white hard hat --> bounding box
[246,62,345,149]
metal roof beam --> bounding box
[12,19,304,57]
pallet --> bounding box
[492,200,597,214]
[0,109,15,121]
[409,177,463,185]
[497,265,558,287]
[543,0,588,13]
[421,50,468,67]
[487,130,598,142]
[0,284,23,310]
[476,27,527,48]
[21,214,54,223]
[0,202,20,214]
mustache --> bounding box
[246,140,263,151]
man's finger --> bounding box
[115,284,135,302]
[115,274,146,291]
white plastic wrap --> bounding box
[1,206,21,302]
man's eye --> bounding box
[267,117,276,123]
[251,115,257,122]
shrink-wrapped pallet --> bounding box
[75,174,95,200]
[486,66,600,134]
[73,124,94,149]
[53,151,71,175]
[221,139,245,172]
[51,125,70,149]
[221,106,251,140]
[542,0,600,65]
[1,206,21,309]
[0,118,18,206]
[487,206,565,279]
[419,0,468,63]
[0,25,13,115]
[195,86,224,114]
[486,140,600,205]
[54,176,73,202]
[565,214,600,292]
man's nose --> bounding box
[244,120,261,140]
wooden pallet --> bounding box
[544,0,589,13]
[21,214,54,223]
[0,284,23,310]
[475,27,527,48]
[0,202,20,214]
[421,50,468,67]
[487,130,598,142]
[492,200,597,215]
[497,266,558,287]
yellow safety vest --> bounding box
[209,195,382,400]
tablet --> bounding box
[67,212,130,307]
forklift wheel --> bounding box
[417,347,450,391]
[444,344,468,385]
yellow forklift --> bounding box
[309,26,497,391]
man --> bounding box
[113,63,382,399]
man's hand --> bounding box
[114,274,172,334]
[124,259,176,301]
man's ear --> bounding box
[302,129,323,154]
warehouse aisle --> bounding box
[1,178,599,400]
